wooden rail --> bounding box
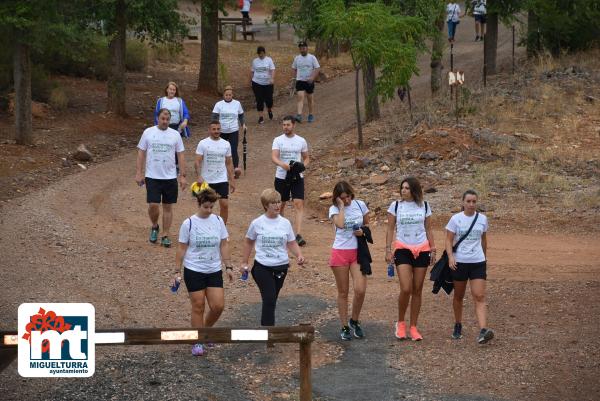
[218,17,254,41]
[1,324,314,401]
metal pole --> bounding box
[407,86,413,123]
[455,85,459,125]
[483,36,487,87]
[450,44,454,96]
[277,22,281,41]
[512,25,516,74]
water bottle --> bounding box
[241,267,249,281]
[171,277,181,293]
[387,263,395,279]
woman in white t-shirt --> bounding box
[212,86,245,179]
[445,189,494,344]
[172,188,234,356]
[250,46,276,124]
[446,1,462,43]
[240,189,305,327]
[328,181,369,341]
[385,177,436,341]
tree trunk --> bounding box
[315,39,340,60]
[430,15,445,96]
[527,10,541,58]
[13,40,33,145]
[107,0,127,116]
[198,0,219,93]
[354,66,363,148]
[484,11,498,75]
[362,61,379,122]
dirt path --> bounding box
[1,18,599,401]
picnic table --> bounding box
[218,17,255,41]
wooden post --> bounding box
[483,35,487,87]
[299,324,312,401]
[277,22,281,41]
[450,44,454,97]
[512,25,516,75]
[455,86,459,125]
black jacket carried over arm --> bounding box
[356,225,373,275]
[285,161,305,186]
[430,253,454,295]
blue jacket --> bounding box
[154,97,191,138]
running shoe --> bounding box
[160,236,172,248]
[295,114,302,123]
[452,322,463,339]
[149,225,159,243]
[268,110,273,120]
[410,326,423,341]
[395,321,407,340]
[307,114,315,123]
[296,234,307,247]
[234,167,242,179]
[191,343,205,356]
[348,319,364,338]
[477,328,494,344]
[340,326,352,341]
[258,116,264,124]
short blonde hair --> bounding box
[223,85,233,93]
[260,188,281,210]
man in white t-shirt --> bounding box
[135,108,187,248]
[271,115,310,246]
[195,121,235,223]
[292,41,320,123]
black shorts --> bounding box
[394,249,431,268]
[274,177,304,201]
[474,14,487,24]
[452,261,487,281]
[183,268,224,292]
[208,182,229,199]
[295,80,315,94]
[145,177,178,204]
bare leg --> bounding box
[409,268,427,327]
[292,199,304,235]
[307,93,314,114]
[453,281,468,323]
[469,279,488,328]
[189,290,207,328]
[204,287,225,327]
[349,263,367,321]
[296,90,305,115]
[161,203,173,237]
[148,203,160,226]
[330,266,350,326]
[219,198,229,224]
[396,264,413,321]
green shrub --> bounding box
[150,42,182,63]
[31,65,55,103]
[49,87,69,110]
[126,40,148,72]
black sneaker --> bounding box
[340,326,352,341]
[268,110,273,120]
[258,116,264,124]
[477,328,494,344]
[296,234,307,247]
[348,319,364,338]
[452,322,463,339]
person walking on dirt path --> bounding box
[469,0,487,41]
[446,1,462,43]
[240,0,252,19]
[212,86,245,179]
[445,189,494,344]
[240,189,305,327]
[385,177,436,341]
[271,115,310,246]
[135,108,187,248]
[329,181,370,341]
[154,81,191,138]
[195,121,235,224]
[172,187,234,356]
[292,41,320,123]
[251,46,276,125]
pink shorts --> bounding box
[329,248,358,267]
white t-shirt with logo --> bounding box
[179,214,229,273]
[137,126,185,179]
[329,200,369,250]
[246,214,296,267]
[387,200,432,245]
[160,97,181,125]
[196,137,232,184]
[445,212,488,263]
[212,100,244,133]
[292,54,320,82]
[272,134,308,180]
[252,57,275,86]
[447,3,461,22]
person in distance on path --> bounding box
[250,46,276,125]
[445,189,494,344]
[446,0,462,43]
[292,41,320,123]
[271,115,310,246]
[328,181,370,341]
[240,189,305,327]
[212,86,245,179]
[385,177,436,341]
[173,187,234,356]
[135,108,186,248]
[195,121,235,224]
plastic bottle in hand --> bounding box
[171,277,181,293]
[387,263,395,280]
[241,267,249,281]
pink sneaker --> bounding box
[395,321,407,340]
[410,326,423,341]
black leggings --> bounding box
[220,131,239,169]
[251,261,288,326]
[252,81,274,112]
